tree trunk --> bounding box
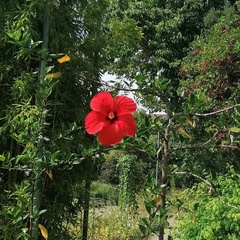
[159,115,170,240]
[82,178,91,240]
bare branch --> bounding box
[194,104,240,117]
[0,165,34,172]
[217,197,240,210]
[170,144,238,153]
[175,171,240,210]
[175,171,212,187]
[90,76,172,106]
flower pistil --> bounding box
[108,111,115,120]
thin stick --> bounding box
[194,104,240,117]
[175,171,212,187]
[175,171,240,210]
[170,144,238,153]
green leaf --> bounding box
[0,155,5,161]
[139,224,148,236]
[135,74,148,82]
[189,93,196,105]
[145,205,152,215]
[51,150,60,161]
[229,127,240,133]
[175,115,187,123]
[39,209,47,216]
[141,218,150,227]
[145,200,154,214]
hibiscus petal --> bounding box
[114,96,137,115]
[98,123,124,146]
[85,111,106,134]
[117,114,137,136]
[90,92,113,116]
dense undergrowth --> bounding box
[173,167,240,240]
[77,167,240,240]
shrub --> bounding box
[87,206,142,240]
[90,181,119,205]
[173,167,240,240]
[0,180,30,240]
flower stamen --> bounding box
[108,111,115,120]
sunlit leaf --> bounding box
[57,55,70,63]
[0,155,5,161]
[38,224,48,239]
[178,128,191,138]
[46,72,62,79]
[229,127,240,133]
[39,209,47,215]
[208,186,213,195]
[186,118,196,127]
[45,170,53,180]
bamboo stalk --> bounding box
[31,7,50,240]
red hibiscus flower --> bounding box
[85,92,137,146]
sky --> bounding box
[101,72,165,114]
[101,72,135,99]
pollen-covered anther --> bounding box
[108,112,115,120]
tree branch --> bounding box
[0,165,34,172]
[194,104,240,117]
[89,76,172,106]
[175,171,212,187]
[170,144,238,153]
[175,171,240,210]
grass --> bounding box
[85,190,180,240]
[87,206,142,240]
[67,183,181,240]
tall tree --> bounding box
[105,1,239,239]
[107,0,225,111]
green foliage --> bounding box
[107,16,143,56]
[118,154,139,210]
[99,150,122,184]
[138,173,169,239]
[0,0,110,239]
[180,5,240,103]
[77,206,142,240]
[1,1,240,240]
[106,3,240,240]
[90,181,119,205]
[133,111,159,156]
[107,0,226,110]
[174,167,240,240]
[100,144,156,191]
[0,180,30,240]
[39,165,88,240]
[172,4,240,178]
[203,7,223,28]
